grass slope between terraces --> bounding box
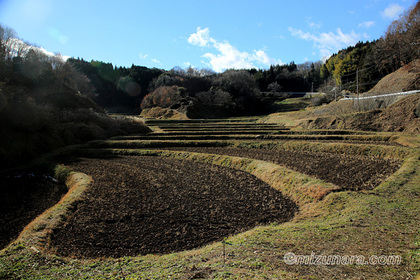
[0,132,419,279]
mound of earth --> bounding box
[50,156,297,258]
[368,59,420,93]
[305,93,420,133]
[140,107,189,120]
[373,93,420,133]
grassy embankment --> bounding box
[0,117,419,279]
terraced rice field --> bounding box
[51,156,297,258]
[1,118,419,279]
[48,119,405,257]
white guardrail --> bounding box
[341,90,420,101]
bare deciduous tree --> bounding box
[374,2,420,74]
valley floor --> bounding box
[0,118,419,279]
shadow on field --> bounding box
[0,170,67,249]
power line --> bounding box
[339,64,378,78]
[341,79,382,89]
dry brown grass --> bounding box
[16,167,92,250]
[1,118,419,279]
[140,106,189,120]
[368,59,420,93]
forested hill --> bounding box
[320,1,419,94]
[74,1,419,116]
[0,2,418,168]
[51,3,418,116]
[67,58,163,113]
[0,27,151,170]
[1,2,418,119]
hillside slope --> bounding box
[0,82,150,170]
[304,93,420,134]
[263,60,420,134]
[368,59,420,93]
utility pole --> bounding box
[356,68,360,112]
[339,76,342,98]
[335,87,337,102]
[311,82,313,98]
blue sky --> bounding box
[0,0,416,72]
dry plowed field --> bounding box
[0,173,66,250]
[46,119,405,259]
[1,117,418,279]
[160,147,401,190]
[51,156,297,258]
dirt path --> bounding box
[51,156,297,258]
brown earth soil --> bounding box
[305,93,420,134]
[162,147,402,190]
[0,172,67,250]
[373,93,420,133]
[50,156,297,258]
[368,59,419,93]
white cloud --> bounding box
[381,4,404,19]
[274,34,285,40]
[305,17,321,29]
[358,21,375,28]
[139,53,161,65]
[188,27,213,47]
[188,27,282,72]
[202,41,254,72]
[253,49,273,65]
[151,58,162,65]
[288,27,361,60]
[183,61,192,68]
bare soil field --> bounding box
[160,147,402,190]
[1,116,418,279]
[108,135,400,146]
[0,172,66,249]
[51,155,297,258]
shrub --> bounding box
[141,86,183,109]
[310,95,329,107]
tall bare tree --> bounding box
[374,2,420,73]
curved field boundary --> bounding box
[12,166,92,250]
[111,133,398,144]
[89,139,412,160]
[155,127,371,135]
[1,119,419,279]
[1,149,418,279]
[145,118,260,123]
[4,148,336,253]
[157,125,287,130]
[104,148,339,207]
[231,140,411,159]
